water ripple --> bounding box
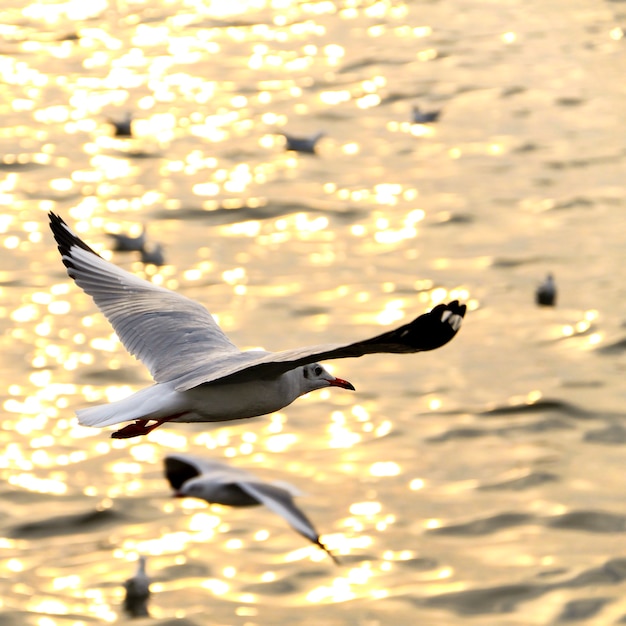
[9,507,124,539]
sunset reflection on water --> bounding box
[1,0,626,623]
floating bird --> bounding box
[49,212,466,439]
[536,273,557,306]
[107,112,134,138]
[140,242,165,267]
[411,105,441,124]
[165,453,339,563]
[122,556,150,618]
[282,131,325,154]
[106,226,146,253]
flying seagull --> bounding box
[48,212,466,439]
[164,454,339,563]
[122,556,150,618]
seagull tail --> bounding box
[77,400,139,428]
[76,384,180,428]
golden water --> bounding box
[1,0,626,624]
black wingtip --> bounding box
[416,299,466,351]
[320,541,341,566]
[48,212,101,270]
[377,299,467,353]
[163,456,201,491]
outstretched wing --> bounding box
[163,454,253,491]
[49,213,240,384]
[239,481,339,564]
[50,213,466,393]
[173,300,467,390]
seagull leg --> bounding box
[111,416,180,439]
[111,420,152,439]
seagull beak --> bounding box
[328,376,355,391]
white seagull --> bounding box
[164,453,339,563]
[106,225,146,253]
[140,241,165,267]
[49,213,466,439]
[282,131,325,154]
[107,111,134,138]
[411,105,441,124]
[536,273,557,306]
[122,555,151,618]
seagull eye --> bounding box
[314,365,323,376]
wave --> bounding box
[416,556,626,617]
[480,398,590,418]
[150,202,365,226]
[8,507,125,539]
[428,508,626,539]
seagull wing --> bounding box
[50,213,466,393]
[238,481,338,563]
[163,454,253,491]
[49,213,240,385]
[173,300,467,390]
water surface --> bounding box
[1,0,626,624]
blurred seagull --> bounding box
[165,454,340,563]
[282,131,325,154]
[536,273,557,306]
[140,242,165,267]
[107,112,134,138]
[48,212,466,440]
[106,226,146,252]
[411,105,441,124]
[122,556,150,618]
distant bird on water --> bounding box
[107,112,134,138]
[140,242,166,266]
[164,453,340,564]
[282,131,325,154]
[536,273,557,306]
[411,105,441,124]
[106,226,146,252]
[122,556,150,618]
[48,212,465,440]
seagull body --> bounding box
[536,273,557,306]
[48,213,466,439]
[282,131,325,154]
[123,556,150,618]
[106,227,146,252]
[411,105,441,124]
[164,453,339,563]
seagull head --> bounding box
[300,363,355,392]
[174,478,208,500]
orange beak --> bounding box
[328,376,355,391]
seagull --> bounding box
[107,112,134,138]
[536,273,557,306]
[140,242,165,267]
[48,212,466,440]
[411,105,441,124]
[282,131,325,154]
[164,453,339,563]
[122,556,150,618]
[106,226,146,253]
